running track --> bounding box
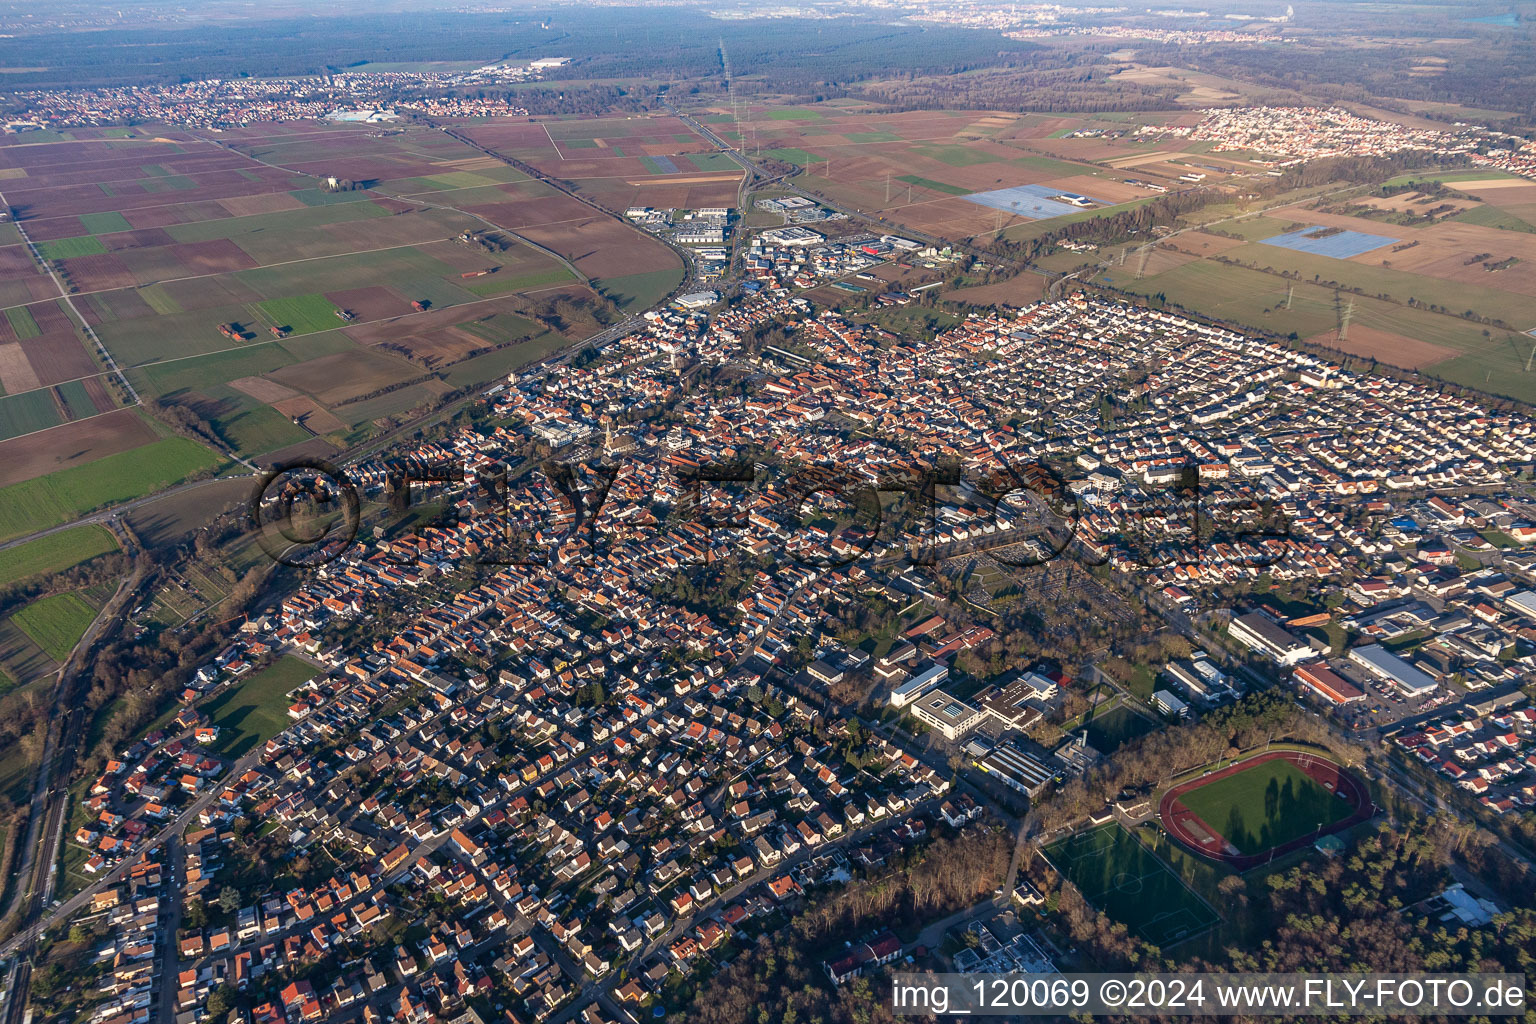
[1158,750,1373,870]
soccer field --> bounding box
[1176,759,1355,856]
[1043,823,1219,948]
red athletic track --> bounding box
[1157,750,1373,870]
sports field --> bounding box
[1160,751,1371,868]
[1042,822,1219,947]
[1175,756,1355,856]
[1080,702,1158,754]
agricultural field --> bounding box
[12,590,97,661]
[0,435,224,543]
[1042,822,1220,947]
[696,104,1187,242]
[1097,176,1536,402]
[0,523,118,587]
[0,122,621,470]
[204,655,317,757]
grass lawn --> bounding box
[37,236,107,261]
[12,590,96,661]
[205,655,316,757]
[1177,759,1354,856]
[0,524,118,587]
[252,293,342,335]
[1103,657,1158,701]
[1042,822,1219,948]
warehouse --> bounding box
[1348,644,1438,698]
[1294,662,1364,705]
[973,743,1058,797]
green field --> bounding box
[78,211,132,234]
[289,187,375,207]
[846,131,900,143]
[0,389,62,440]
[1099,257,1536,402]
[204,655,316,756]
[0,525,119,587]
[0,437,224,543]
[1010,154,1097,177]
[12,590,96,661]
[215,401,310,455]
[896,174,970,196]
[767,109,825,120]
[464,268,578,297]
[164,201,390,245]
[1043,823,1220,947]
[1176,759,1354,856]
[252,293,341,335]
[1452,204,1536,233]
[598,266,685,310]
[37,236,106,261]
[686,153,739,172]
[4,305,40,340]
[913,144,1000,167]
[1382,168,1522,187]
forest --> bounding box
[0,9,1039,92]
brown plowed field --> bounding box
[0,407,157,487]
[0,342,40,393]
[171,239,258,275]
[61,253,138,291]
[21,331,100,387]
[272,395,347,434]
[218,192,306,217]
[324,286,409,322]
[228,376,300,403]
[1304,326,1457,368]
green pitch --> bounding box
[1043,823,1218,947]
[1177,759,1354,856]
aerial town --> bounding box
[3,2,1536,1022]
[22,277,1536,1022]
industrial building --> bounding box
[1348,644,1438,698]
[1294,662,1364,705]
[972,743,1058,797]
